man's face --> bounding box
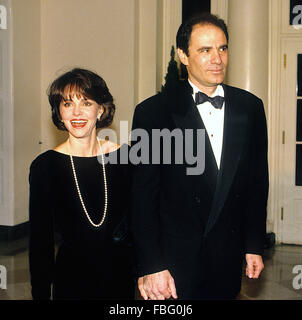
[178,24,228,94]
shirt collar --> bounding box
[188,79,224,99]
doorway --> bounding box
[280,38,302,244]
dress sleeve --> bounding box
[28,156,55,300]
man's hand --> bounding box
[245,254,264,279]
[138,270,178,300]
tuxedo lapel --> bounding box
[204,85,248,235]
[170,82,218,191]
[169,81,202,131]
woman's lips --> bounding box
[70,119,88,128]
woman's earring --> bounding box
[97,112,103,121]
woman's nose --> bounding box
[73,104,82,116]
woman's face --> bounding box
[59,93,103,140]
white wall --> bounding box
[40,0,136,150]
[12,0,41,225]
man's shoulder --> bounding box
[224,84,262,103]
[224,84,266,121]
[133,92,170,126]
[135,80,190,114]
[135,93,163,113]
[132,90,179,129]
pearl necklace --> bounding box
[68,138,108,227]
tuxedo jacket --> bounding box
[130,80,269,299]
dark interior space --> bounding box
[182,0,211,22]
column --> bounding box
[226,0,269,111]
[134,0,158,104]
[0,0,14,228]
[157,0,182,92]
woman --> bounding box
[29,68,134,300]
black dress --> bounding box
[29,145,135,300]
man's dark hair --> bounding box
[48,68,115,131]
[176,13,229,56]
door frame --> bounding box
[279,38,302,244]
[269,0,302,243]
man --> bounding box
[131,13,268,300]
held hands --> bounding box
[138,270,178,300]
[245,254,264,279]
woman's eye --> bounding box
[83,102,92,106]
[63,102,72,107]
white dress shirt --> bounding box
[188,80,225,169]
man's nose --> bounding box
[211,49,222,64]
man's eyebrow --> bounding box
[198,46,212,50]
[197,44,228,52]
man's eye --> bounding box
[220,46,228,51]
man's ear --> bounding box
[177,48,189,66]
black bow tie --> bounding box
[195,91,225,109]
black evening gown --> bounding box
[29,145,135,300]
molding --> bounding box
[135,0,182,100]
[268,0,282,242]
[0,0,14,226]
[158,0,182,91]
[133,0,139,107]
[134,0,157,105]
[0,222,29,241]
[134,0,182,103]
